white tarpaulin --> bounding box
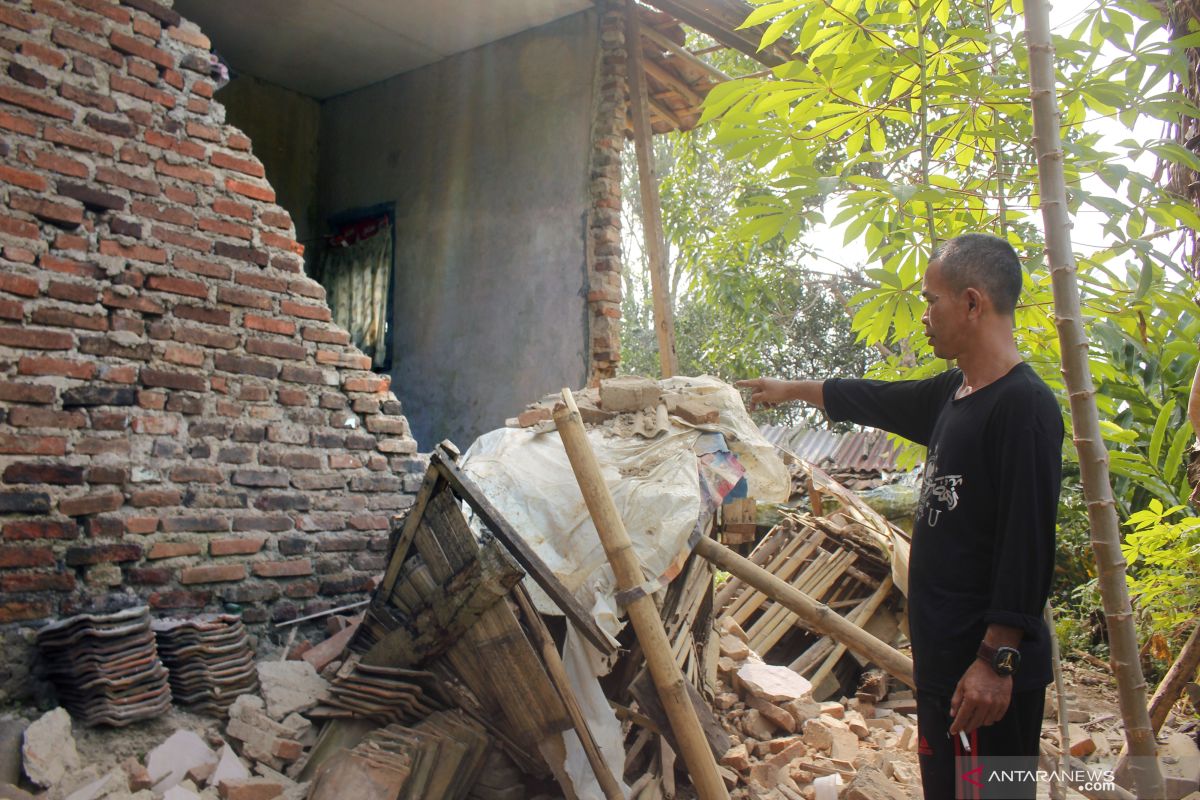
[461,375,789,638]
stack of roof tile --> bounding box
[313,658,449,725]
[152,614,257,716]
[35,606,172,727]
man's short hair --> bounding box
[930,234,1023,315]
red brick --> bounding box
[210,151,264,178]
[144,130,206,160]
[262,231,303,255]
[244,315,295,336]
[44,124,116,156]
[149,590,209,609]
[58,491,123,516]
[46,280,99,304]
[0,572,75,592]
[3,247,36,265]
[343,375,387,393]
[144,274,207,298]
[151,225,211,253]
[0,84,73,120]
[186,96,209,114]
[127,566,169,584]
[7,64,49,92]
[3,462,84,485]
[0,274,39,298]
[96,165,160,196]
[225,178,274,202]
[209,537,266,556]
[235,270,286,293]
[198,215,252,240]
[42,254,102,279]
[109,30,174,68]
[0,435,67,456]
[280,300,331,322]
[130,488,181,507]
[301,327,350,346]
[131,414,179,434]
[140,367,207,392]
[0,326,75,352]
[217,286,271,310]
[9,195,84,227]
[72,0,131,23]
[17,357,95,382]
[0,110,39,135]
[0,6,40,30]
[2,519,77,540]
[259,210,291,229]
[167,24,209,49]
[31,307,106,331]
[0,382,55,404]
[173,303,231,326]
[0,601,53,623]
[185,120,220,141]
[110,74,175,108]
[0,545,55,568]
[174,325,236,350]
[131,199,195,226]
[32,0,104,33]
[101,288,164,315]
[175,254,232,280]
[180,563,245,584]
[27,149,87,179]
[99,240,167,264]
[0,299,22,321]
[0,165,48,192]
[132,15,160,38]
[212,197,253,220]
[163,344,203,366]
[125,516,159,534]
[225,131,251,151]
[245,338,306,361]
[0,215,40,239]
[65,543,141,565]
[156,160,214,186]
[18,41,68,68]
[163,185,197,205]
[148,541,202,559]
[59,82,117,113]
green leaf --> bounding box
[1148,398,1175,467]
[1164,422,1193,484]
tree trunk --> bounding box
[1022,1,1165,795]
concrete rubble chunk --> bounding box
[721,743,751,772]
[22,707,80,788]
[802,718,834,751]
[741,709,777,741]
[65,769,128,800]
[147,730,218,793]
[747,696,797,734]
[163,782,203,800]
[257,661,328,720]
[830,729,860,762]
[737,662,813,704]
[720,634,751,661]
[843,766,909,800]
[210,745,251,788]
[719,617,750,642]
[665,395,720,425]
[599,376,661,412]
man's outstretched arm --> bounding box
[734,378,825,412]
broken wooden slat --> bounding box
[429,449,615,656]
[694,536,915,689]
[808,575,894,689]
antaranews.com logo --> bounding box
[955,757,1116,798]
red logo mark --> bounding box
[917,735,933,756]
[962,766,984,788]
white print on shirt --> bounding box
[916,450,963,528]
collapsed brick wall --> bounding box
[0,0,423,696]
[586,0,627,384]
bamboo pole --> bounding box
[554,390,728,800]
[1044,604,1069,800]
[692,536,915,689]
[625,1,679,378]
[513,587,625,800]
[1023,0,1164,794]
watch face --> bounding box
[995,648,1019,675]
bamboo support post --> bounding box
[554,390,728,800]
[514,587,625,800]
[625,2,679,378]
[1045,604,1069,800]
[693,536,915,689]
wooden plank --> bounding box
[379,469,442,597]
[638,0,790,67]
[809,575,894,688]
[626,2,679,378]
[641,25,732,83]
[642,56,703,107]
[430,449,615,656]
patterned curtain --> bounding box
[317,218,392,369]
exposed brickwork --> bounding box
[586,0,627,383]
[0,0,428,692]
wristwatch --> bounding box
[977,642,1020,676]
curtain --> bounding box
[317,218,392,368]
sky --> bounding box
[803,0,1167,277]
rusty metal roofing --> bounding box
[758,426,904,474]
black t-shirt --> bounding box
[824,363,1062,695]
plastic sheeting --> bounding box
[461,376,789,638]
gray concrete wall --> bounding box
[318,10,596,450]
[218,75,321,255]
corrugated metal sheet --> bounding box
[759,426,903,474]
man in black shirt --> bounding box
[738,234,1062,799]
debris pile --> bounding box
[713,619,921,800]
[153,615,258,716]
[35,607,172,727]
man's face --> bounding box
[920,260,970,360]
